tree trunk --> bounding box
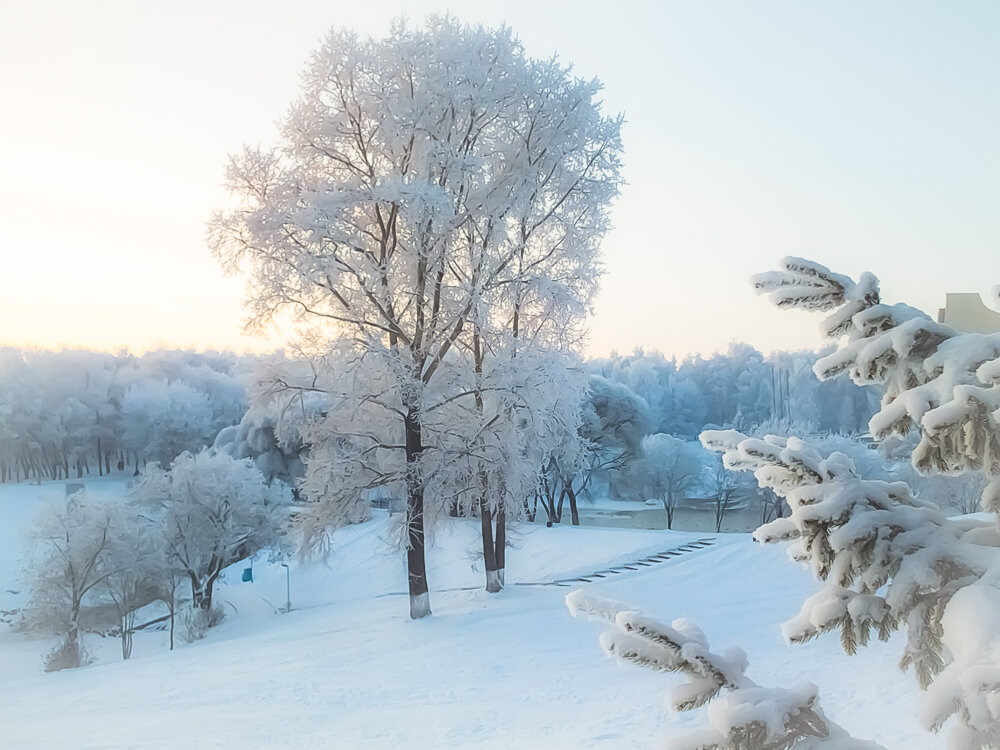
[66,597,83,668]
[663,493,674,529]
[404,408,430,619]
[715,491,731,533]
[565,480,580,526]
[494,502,506,587]
[203,569,220,612]
[542,476,558,526]
[480,493,501,592]
[472,327,502,592]
[120,609,134,660]
[168,578,177,651]
[188,571,207,611]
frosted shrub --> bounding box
[43,635,91,673]
[180,605,225,643]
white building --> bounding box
[937,291,1000,334]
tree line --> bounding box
[0,348,249,483]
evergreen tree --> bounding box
[698,257,1000,747]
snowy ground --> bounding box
[1,479,940,749]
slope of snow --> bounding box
[0,479,936,748]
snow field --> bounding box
[1,479,936,748]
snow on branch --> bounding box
[753,257,1000,509]
[567,590,884,749]
[751,257,879,338]
[701,429,1000,746]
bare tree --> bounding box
[638,433,703,529]
[707,453,743,532]
[21,491,117,671]
[102,505,163,660]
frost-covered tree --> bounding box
[131,451,290,614]
[120,380,216,471]
[638,433,704,529]
[533,375,648,523]
[433,345,588,589]
[567,590,883,749]
[101,504,163,660]
[582,376,653,501]
[210,18,621,617]
[21,490,118,670]
[706,453,749,533]
[213,408,307,488]
[694,257,1000,747]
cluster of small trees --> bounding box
[540,374,759,531]
[21,451,289,670]
[542,345,881,531]
[0,348,249,483]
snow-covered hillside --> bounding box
[1,479,935,748]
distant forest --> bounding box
[0,344,875,486]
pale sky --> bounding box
[1,1,997,359]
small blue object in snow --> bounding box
[241,567,253,583]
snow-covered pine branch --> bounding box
[751,257,1000,512]
[567,590,884,750]
[701,428,1000,746]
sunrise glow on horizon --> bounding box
[2,1,997,359]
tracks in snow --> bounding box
[515,537,716,588]
[376,537,718,597]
